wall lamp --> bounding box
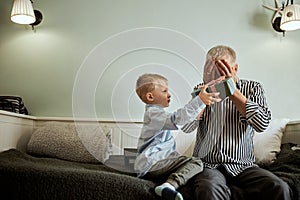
[263,0,300,35]
[11,0,43,30]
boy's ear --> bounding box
[146,92,154,102]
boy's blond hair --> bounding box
[136,73,168,103]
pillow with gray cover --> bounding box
[253,118,290,166]
[27,121,112,163]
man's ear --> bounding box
[232,64,239,83]
[146,92,154,102]
[234,64,238,72]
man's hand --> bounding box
[215,59,234,79]
[216,59,247,116]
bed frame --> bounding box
[1,111,300,200]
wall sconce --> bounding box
[281,4,300,30]
[263,0,300,36]
[11,0,43,30]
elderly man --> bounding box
[182,45,292,200]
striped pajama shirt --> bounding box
[182,78,271,176]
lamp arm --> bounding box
[262,4,281,11]
[274,0,279,8]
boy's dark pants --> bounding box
[143,153,203,189]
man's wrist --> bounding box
[224,77,236,96]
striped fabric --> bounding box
[0,96,28,115]
[182,78,271,176]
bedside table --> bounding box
[104,155,137,176]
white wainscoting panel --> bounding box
[0,111,34,152]
[0,111,197,155]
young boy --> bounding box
[134,73,220,200]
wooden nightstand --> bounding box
[104,148,137,176]
[124,148,137,168]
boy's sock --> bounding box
[155,182,183,200]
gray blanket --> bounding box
[263,143,300,200]
[0,144,299,200]
[0,149,159,200]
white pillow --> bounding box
[253,118,290,165]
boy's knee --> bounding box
[190,158,203,169]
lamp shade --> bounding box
[11,0,35,25]
[280,4,300,31]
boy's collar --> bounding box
[146,104,164,109]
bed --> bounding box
[0,119,299,200]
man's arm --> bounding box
[216,59,271,132]
[243,82,271,132]
[229,89,247,117]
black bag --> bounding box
[0,96,28,115]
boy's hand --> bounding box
[198,85,221,105]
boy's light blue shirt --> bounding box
[134,96,204,177]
